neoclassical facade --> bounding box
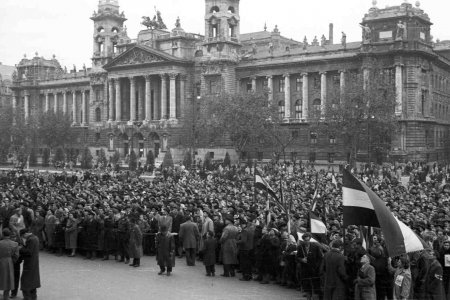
[9,0,450,164]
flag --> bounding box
[255,170,278,201]
[343,169,428,257]
[332,175,337,187]
[310,211,327,234]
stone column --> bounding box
[129,76,136,122]
[24,93,30,120]
[320,72,327,114]
[267,76,273,105]
[63,91,68,115]
[145,75,152,122]
[340,70,346,103]
[54,93,58,113]
[302,73,309,119]
[169,73,177,119]
[45,92,50,112]
[180,74,186,118]
[138,79,145,121]
[160,74,167,119]
[115,79,121,122]
[108,79,114,122]
[251,76,257,92]
[82,90,87,126]
[72,91,77,125]
[12,92,17,124]
[284,74,291,120]
[395,64,403,117]
[363,68,369,91]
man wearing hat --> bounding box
[19,228,41,300]
[178,215,200,266]
[220,214,238,277]
[296,232,323,300]
[236,218,254,281]
[323,239,348,300]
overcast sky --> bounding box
[1,0,449,69]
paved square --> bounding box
[36,252,304,300]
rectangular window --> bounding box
[333,75,340,85]
[296,77,302,92]
[95,132,101,142]
[263,79,268,90]
[328,153,335,163]
[329,135,336,145]
[209,152,215,159]
[309,152,316,162]
[246,82,252,93]
[291,152,297,162]
[314,76,320,89]
[310,132,317,144]
[96,150,100,156]
[257,152,263,161]
[279,78,285,93]
[209,80,219,94]
[379,31,393,40]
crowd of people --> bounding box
[0,160,449,300]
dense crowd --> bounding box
[0,161,450,300]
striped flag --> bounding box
[343,169,428,257]
[310,211,327,234]
[255,171,278,201]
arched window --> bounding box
[112,27,119,34]
[228,6,235,13]
[97,27,105,33]
[295,100,302,119]
[95,107,101,122]
[210,6,220,13]
[278,100,285,119]
[313,98,321,113]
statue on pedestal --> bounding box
[361,24,372,43]
[396,21,407,40]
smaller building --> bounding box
[0,62,15,109]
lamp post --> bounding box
[192,95,201,170]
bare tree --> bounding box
[309,68,398,165]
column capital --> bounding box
[395,63,404,68]
[266,75,273,79]
[283,73,290,78]
[338,69,346,74]
[129,76,136,83]
[250,76,257,80]
[144,75,152,81]
[108,78,115,83]
[159,73,168,80]
[301,72,309,77]
[168,73,178,80]
[179,74,188,81]
[319,71,327,76]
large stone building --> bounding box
[8,0,450,165]
[0,62,15,110]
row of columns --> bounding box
[109,73,186,123]
[247,67,404,120]
[13,90,89,125]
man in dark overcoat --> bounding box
[179,215,200,266]
[296,232,323,299]
[0,228,19,300]
[83,211,99,259]
[19,229,40,300]
[322,240,348,300]
[155,224,175,276]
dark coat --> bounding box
[0,238,19,290]
[20,234,41,291]
[203,238,217,266]
[83,218,99,251]
[424,258,445,300]
[53,218,66,248]
[103,217,117,251]
[179,220,200,249]
[128,224,143,259]
[322,248,348,300]
[155,232,175,267]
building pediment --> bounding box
[104,45,190,70]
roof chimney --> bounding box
[329,23,334,45]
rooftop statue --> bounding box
[142,9,167,30]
